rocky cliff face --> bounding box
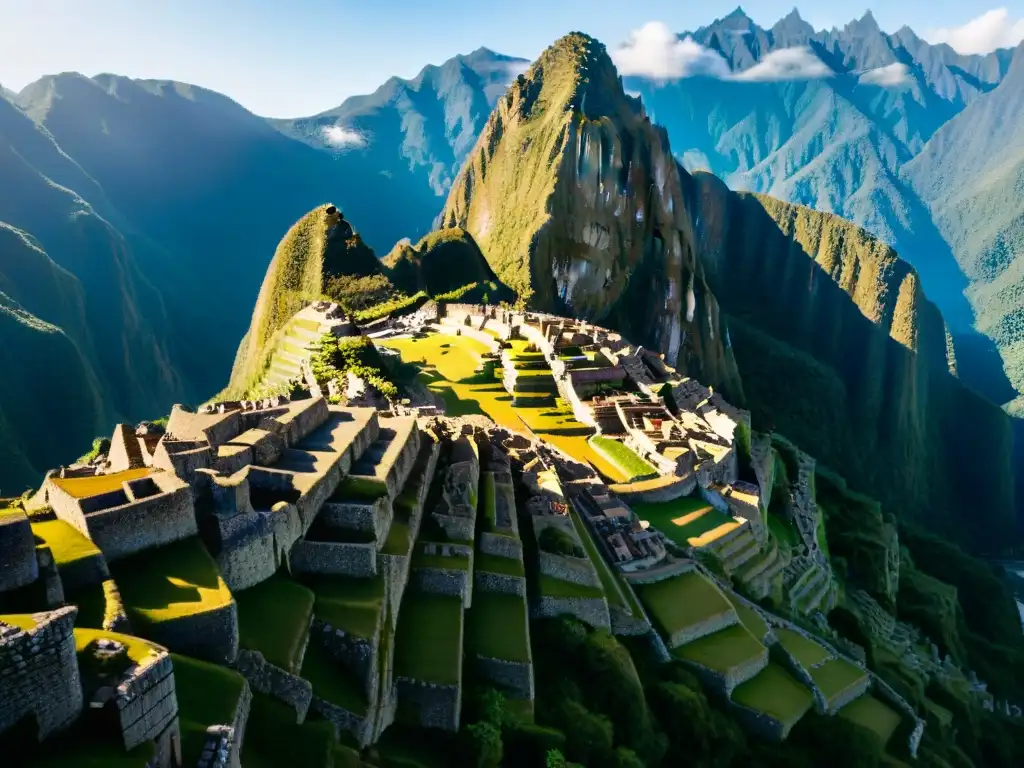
[688,174,1015,547]
[441,32,1016,548]
[441,33,741,394]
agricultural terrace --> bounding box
[776,627,831,669]
[51,468,152,498]
[588,435,657,481]
[538,574,604,599]
[378,334,628,481]
[838,694,903,747]
[635,570,734,641]
[725,593,769,641]
[475,552,526,577]
[467,591,530,663]
[235,574,315,672]
[568,505,638,617]
[631,494,742,548]
[673,622,765,673]
[305,574,384,639]
[300,633,368,716]
[242,692,342,768]
[394,591,463,685]
[732,663,813,726]
[810,657,868,704]
[110,538,233,627]
[171,653,247,765]
[31,519,102,566]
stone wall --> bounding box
[395,679,462,732]
[35,546,65,608]
[310,696,373,747]
[290,540,377,578]
[533,596,611,631]
[412,567,470,601]
[115,650,178,751]
[667,609,737,649]
[474,656,534,701]
[0,607,82,740]
[478,532,522,560]
[233,649,313,723]
[474,571,526,597]
[141,600,239,666]
[54,547,110,594]
[608,474,695,503]
[213,512,278,593]
[538,551,601,588]
[682,647,768,697]
[0,508,39,592]
[728,701,789,742]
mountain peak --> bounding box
[725,6,751,22]
[772,7,815,41]
[846,9,881,35]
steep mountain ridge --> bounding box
[626,8,1020,407]
[442,34,740,392]
[441,32,1016,547]
[903,42,1024,413]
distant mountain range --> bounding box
[0,8,1022,487]
[619,9,1022,409]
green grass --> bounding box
[111,537,233,626]
[235,574,315,673]
[589,436,657,481]
[725,593,769,641]
[379,334,626,482]
[635,570,734,640]
[31,519,102,566]
[567,506,630,614]
[732,662,814,725]
[776,628,831,669]
[171,653,247,765]
[811,658,868,704]
[241,692,339,768]
[51,468,151,499]
[306,574,384,639]
[291,317,322,334]
[538,574,605,599]
[334,475,389,502]
[382,508,413,556]
[411,549,471,571]
[838,694,903,747]
[475,552,526,577]
[631,495,738,548]
[768,512,800,549]
[300,636,369,716]
[74,628,162,664]
[394,591,463,685]
[467,591,530,662]
[673,622,765,673]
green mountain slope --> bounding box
[441,31,1016,548]
[625,9,1018,407]
[690,176,1014,546]
[903,43,1024,415]
[0,226,109,490]
[275,48,528,197]
[227,205,380,393]
[0,95,183,432]
[441,34,741,393]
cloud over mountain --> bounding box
[732,47,832,82]
[612,22,730,80]
[859,62,913,87]
[322,124,366,149]
[926,8,1024,54]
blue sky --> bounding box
[1,1,1022,117]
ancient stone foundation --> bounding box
[0,607,83,740]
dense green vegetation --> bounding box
[309,333,398,400]
[384,228,495,296]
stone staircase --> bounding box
[264,305,352,390]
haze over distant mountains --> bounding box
[0,6,1022,488]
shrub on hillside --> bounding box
[324,273,397,312]
[309,334,397,400]
[538,526,584,558]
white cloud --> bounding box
[612,22,832,83]
[859,62,913,87]
[926,8,1024,54]
[611,22,730,80]
[505,60,529,82]
[732,47,833,82]
[322,124,366,149]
